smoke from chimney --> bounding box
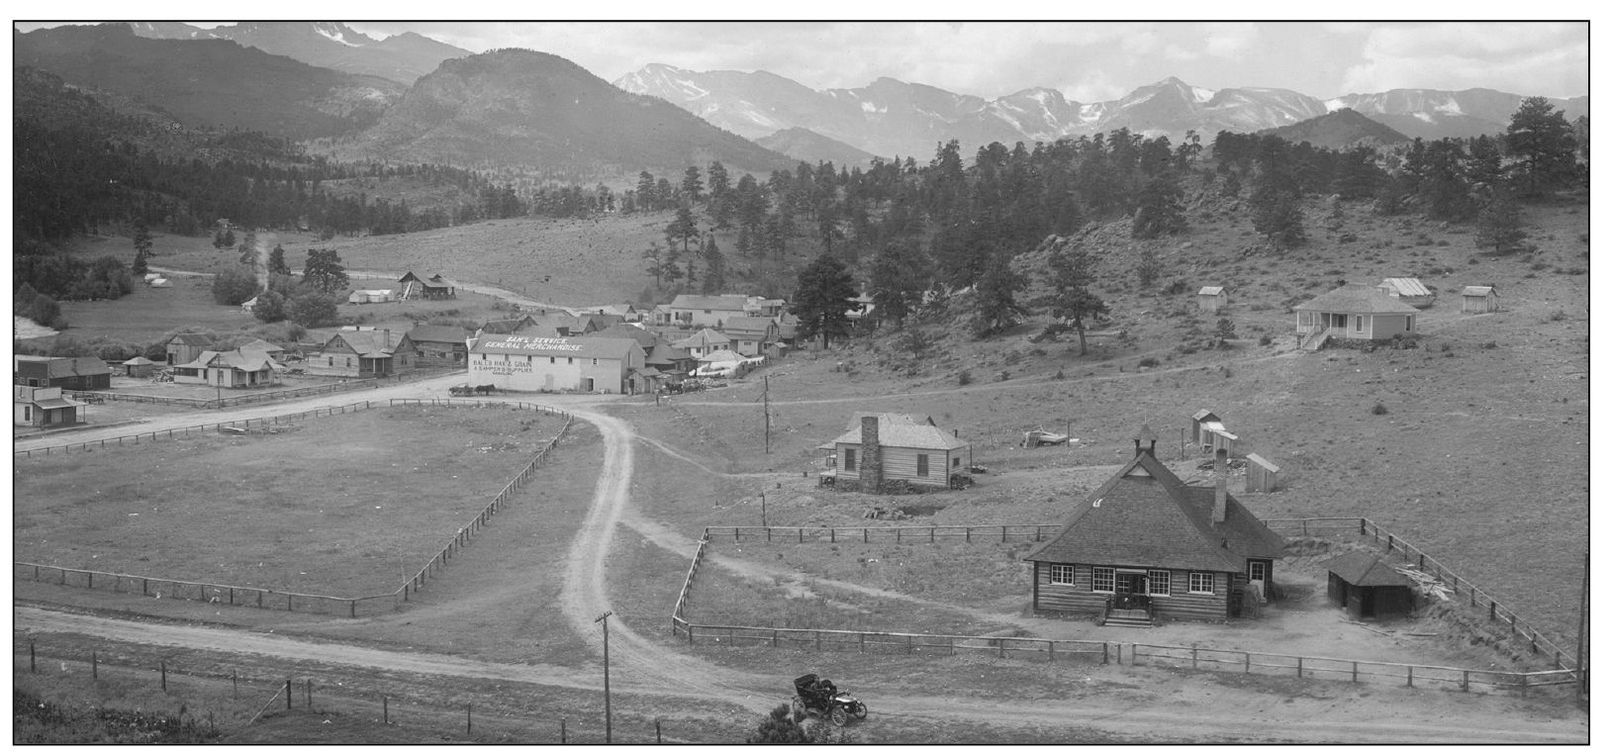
[255,233,275,292]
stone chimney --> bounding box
[1132,424,1159,458]
[1213,447,1228,524]
[859,415,883,493]
[382,329,392,349]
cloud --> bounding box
[1203,22,1258,57]
[1342,22,1586,97]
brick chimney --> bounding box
[382,329,392,348]
[1213,448,1228,524]
[1132,424,1159,458]
[859,415,883,493]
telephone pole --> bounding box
[763,374,771,454]
[594,611,614,742]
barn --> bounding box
[164,332,216,365]
[1461,286,1499,314]
[467,335,645,394]
[817,414,970,492]
[1197,286,1228,312]
[1023,430,1286,625]
[1323,551,1417,621]
[398,272,456,300]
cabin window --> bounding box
[843,448,857,472]
[593,358,598,366]
[916,454,929,477]
[1091,567,1115,593]
[328,358,334,367]
[1189,572,1215,594]
[952,456,960,467]
[1353,315,1363,332]
[1049,564,1075,585]
[1148,570,1171,596]
[1248,561,1267,583]
[526,356,532,363]
[551,357,555,364]
[24,406,32,422]
[346,357,353,368]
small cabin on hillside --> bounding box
[1022,428,1286,625]
[1293,284,1419,349]
[398,271,456,300]
[1197,286,1228,312]
[1377,278,1435,309]
[1460,286,1499,314]
[817,413,970,493]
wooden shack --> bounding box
[1324,551,1416,620]
[1460,286,1499,314]
[121,356,159,378]
[1197,286,1228,312]
[1244,453,1281,493]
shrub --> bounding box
[1371,402,1388,415]
[27,294,63,328]
[211,267,258,305]
[1258,334,1273,346]
[1138,357,1160,368]
[957,369,973,386]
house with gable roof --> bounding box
[305,329,417,378]
[817,413,970,492]
[408,325,472,366]
[1023,426,1286,625]
[13,355,112,390]
[171,349,281,388]
[1293,283,1419,349]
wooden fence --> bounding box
[14,401,378,458]
[672,622,1113,664]
[674,518,1584,696]
[16,639,664,743]
[67,367,450,410]
[1265,517,1578,671]
[703,524,1062,545]
[1128,642,1580,696]
[14,400,573,618]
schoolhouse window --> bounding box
[1148,570,1171,596]
[916,454,929,476]
[1049,564,1075,585]
[1091,567,1115,593]
[1189,572,1214,594]
[843,448,857,472]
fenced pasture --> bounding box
[671,521,1584,697]
[14,402,569,606]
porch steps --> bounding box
[1102,608,1154,628]
[1300,330,1330,351]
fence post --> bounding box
[907,634,913,654]
[860,633,865,652]
[92,651,98,679]
[161,661,167,691]
[1002,526,1007,543]
[657,718,663,744]
[1192,648,1198,670]
[29,641,35,673]
[383,696,388,724]
[1048,641,1055,663]
[233,670,238,698]
[466,704,472,734]
[1102,642,1109,665]
[1352,662,1358,683]
[561,718,567,744]
[1407,665,1414,687]
[1489,601,1496,621]
[286,679,292,709]
[816,631,822,651]
[1244,652,1250,673]
[306,679,312,707]
[1296,657,1302,677]
[1519,673,1528,697]
[1461,670,1470,692]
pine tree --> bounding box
[1131,174,1186,239]
[131,221,152,275]
[267,244,290,277]
[1505,97,1578,197]
[301,248,349,293]
[1475,188,1527,254]
[793,252,857,349]
[971,251,1027,338]
[1040,239,1108,355]
[869,238,929,326]
[1136,247,1162,291]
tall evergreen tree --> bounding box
[1475,188,1527,254]
[301,248,349,293]
[131,221,152,275]
[1040,240,1109,355]
[970,251,1027,338]
[1131,174,1186,239]
[869,238,929,327]
[267,244,290,277]
[1505,97,1578,197]
[681,165,705,204]
[792,253,857,349]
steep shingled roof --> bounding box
[1023,451,1286,572]
[1323,551,1416,587]
[818,414,968,452]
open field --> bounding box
[14,404,561,596]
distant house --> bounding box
[1293,283,1419,349]
[1190,409,1237,455]
[238,338,286,361]
[1377,278,1436,308]
[13,355,112,390]
[398,271,456,300]
[589,303,641,322]
[1460,286,1499,314]
[477,316,538,337]
[724,316,782,357]
[121,356,160,378]
[164,332,216,365]
[663,294,754,328]
[468,335,645,394]
[1324,552,1416,621]
[305,329,417,378]
[408,325,472,366]
[171,349,281,388]
[776,313,801,348]
[1022,429,1286,625]
[673,328,733,359]
[14,385,85,428]
[645,342,696,381]
[817,413,970,492]
[1197,286,1228,312]
[347,289,397,304]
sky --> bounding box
[12,18,1590,102]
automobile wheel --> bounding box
[830,706,849,726]
[852,702,867,719]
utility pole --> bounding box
[761,492,767,527]
[763,374,771,454]
[594,611,613,743]
[1578,549,1589,703]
